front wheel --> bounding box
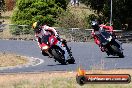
[51,48,67,65]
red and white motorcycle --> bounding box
[93,28,124,58]
[41,34,75,65]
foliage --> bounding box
[80,0,132,30]
[80,0,105,14]
[11,0,68,35]
[5,0,15,11]
[55,0,68,10]
[57,10,88,28]
[11,0,67,26]
[0,0,5,12]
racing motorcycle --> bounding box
[93,29,124,58]
[41,34,75,65]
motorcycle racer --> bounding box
[91,20,114,52]
[32,21,69,60]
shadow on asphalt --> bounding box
[47,64,66,66]
[105,56,125,58]
[47,63,76,66]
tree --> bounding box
[0,0,5,11]
[80,0,132,30]
[11,0,67,26]
[55,0,68,10]
[5,0,16,11]
[80,0,105,14]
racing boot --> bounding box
[99,45,105,52]
[100,47,105,52]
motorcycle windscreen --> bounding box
[101,31,111,39]
[97,31,111,45]
[41,35,51,45]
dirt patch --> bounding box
[0,11,12,24]
[0,52,28,67]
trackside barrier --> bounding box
[56,27,132,43]
[7,24,34,40]
[0,23,6,32]
[0,24,132,43]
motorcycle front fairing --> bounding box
[95,29,112,46]
[41,35,51,46]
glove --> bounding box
[55,35,60,40]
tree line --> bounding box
[80,0,132,30]
[1,0,132,30]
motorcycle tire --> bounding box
[62,42,75,64]
[111,43,124,58]
[118,52,124,58]
[67,57,75,64]
[51,48,67,65]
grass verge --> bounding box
[0,70,131,88]
[0,52,28,67]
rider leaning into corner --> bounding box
[32,21,69,59]
[91,19,117,52]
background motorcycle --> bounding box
[41,34,75,65]
[94,29,124,58]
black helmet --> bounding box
[91,21,100,31]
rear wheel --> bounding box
[67,57,75,64]
[118,52,124,58]
[111,41,124,58]
[51,48,67,65]
[63,43,75,64]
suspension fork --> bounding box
[45,50,53,58]
[63,42,73,57]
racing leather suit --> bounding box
[35,25,58,48]
[35,25,69,60]
[92,25,114,51]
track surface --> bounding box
[0,40,132,73]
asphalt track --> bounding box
[0,40,132,73]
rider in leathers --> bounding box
[32,22,69,60]
[91,21,115,52]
